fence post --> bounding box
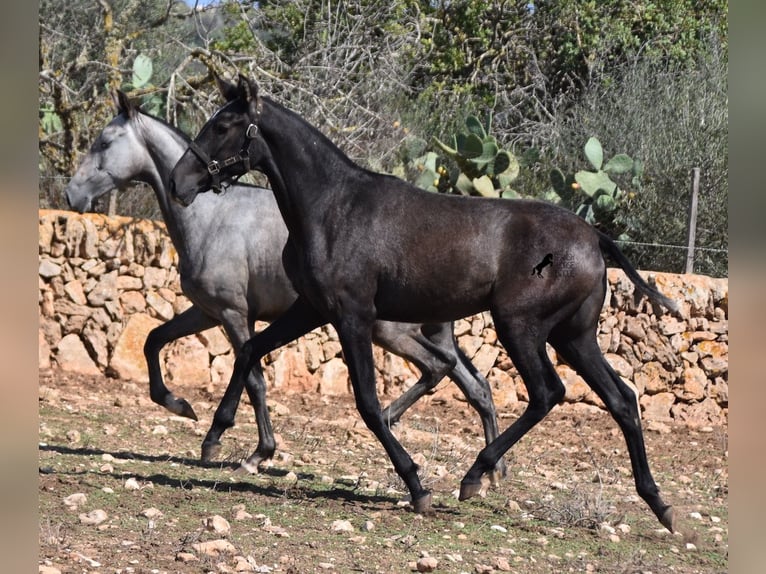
[684,167,700,274]
[108,189,117,217]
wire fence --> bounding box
[39,174,728,275]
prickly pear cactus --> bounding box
[549,137,643,234]
[429,114,520,198]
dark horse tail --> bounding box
[596,229,680,318]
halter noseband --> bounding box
[187,97,263,192]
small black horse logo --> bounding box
[532,253,553,278]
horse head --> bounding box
[64,90,145,212]
[170,74,268,206]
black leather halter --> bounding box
[186,122,259,192]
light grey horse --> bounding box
[64,90,504,475]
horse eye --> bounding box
[100,141,110,150]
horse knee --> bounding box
[143,327,164,357]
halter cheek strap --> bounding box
[186,122,260,192]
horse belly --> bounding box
[373,276,492,324]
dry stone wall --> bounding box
[39,210,728,428]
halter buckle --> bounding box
[207,160,221,175]
[246,123,259,139]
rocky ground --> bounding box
[39,369,727,573]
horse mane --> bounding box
[263,96,380,178]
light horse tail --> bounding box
[596,229,680,317]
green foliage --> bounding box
[416,114,521,198]
[548,137,643,237]
[40,104,63,135]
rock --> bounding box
[319,358,350,396]
[192,539,237,557]
[677,366,707,401]
[164,335,210,386]
[39,259,62,278]
[119,290,147,314]
[416,556,438,572]
[124,477,141,490]
[78,509,108,525]
[204,515,231,535]
[39,566,62,574]
[145,290,174,321]
[55,334,100,376]
[472,344,500,376]
[63,493,87,509]
[330,519,354,532]
[109,313,162,382]
[634,361,672,395]
[639,392,675,422]
[86,270,117,306]
[39,330,51,370]
[141,507,164,519]
[272,348,315,393]
[198,326,231,356]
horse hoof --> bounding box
[412,491,432,514]
[236,456,263,475]
[458,480,486,501]
[201,442,222,462]
[167,397,198,421]
[660,506,676,533]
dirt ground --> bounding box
[38,369,728,573]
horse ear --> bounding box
[113,89,136,118]
[236,73,260,104]
[214,72,239,102]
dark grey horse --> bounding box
[64,90,504,474]
[170,75,680,532]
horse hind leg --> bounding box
[460,318,564,501]
[373,322,456,426]
[550,328,676,532]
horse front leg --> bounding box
[201,298,327,466]
[144,305,219,420]
[337,319,432,514]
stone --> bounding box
[119,290,147,314]
[164,336,211,386]
[677,366,707,401]
[211,353,235,384]
[198,326,231,356]
[488,367,517,409]
[558,365,588,403]
[272,348,314,393]
[639,392,675,422]
[671,398,724,427]
[109,313,162,382]
[192,539,237,557]
[39,259,62,279]
[39,330,51,370]
[78,509,108,526]
[634,361,672,395]
[204,515,231,535]
[64,280,87,305]
[416,556,438,572]
[143,267,168,290]
[146,290,174,321]
[86,270,117,306]
[82,323,109,367]
[605,353,634,379]
[472,344,500,376]
[319,358,350,396]
[55,333,100,376]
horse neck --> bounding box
[258,98,363,233]
[133,114,203,255]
